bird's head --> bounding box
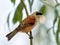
[32,12,46,24]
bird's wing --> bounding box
[14,16,36,32]
[20,16,36,29]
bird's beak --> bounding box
[39,15,46,24]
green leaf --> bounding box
[56,30,59,45]
[53,9,58,34]
[39,5,46,15]
[56,17,60,45]
[28,0,34,12]
[58,17,60,32]
[13,2,24,24]
[11,0,16,4]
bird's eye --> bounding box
[36,12,42,15]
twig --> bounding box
[29,31,33,45]
[21,0,29,16]
[29,0,33,45]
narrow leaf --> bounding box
[39,5,46,15]
[58,17,60,32]
[7,11,13,32]
[11,0,16,4]
[56,17,60,45]
[13,2,24,24]
[56,30,59,45]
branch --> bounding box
[29,31,33,45]
[21,0,33,45]
[29,0,33,45]
[21,0,29,16]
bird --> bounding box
[6,12,45,41]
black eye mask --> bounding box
[36,12,42,15]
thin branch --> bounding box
[29,0,33,45]
[29,31,33,45]
[21,0,33,45]
[21,0,29,16]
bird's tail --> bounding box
[6,29,18,41]
[6,25,21,41]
